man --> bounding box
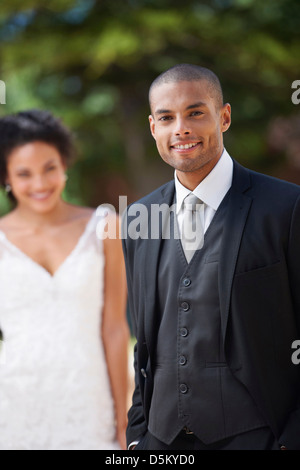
[122,64,300,450]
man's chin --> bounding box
[174,162,205,173]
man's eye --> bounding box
[190,111,203,116]
[159,116,172,121]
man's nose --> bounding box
[174,118,191,136]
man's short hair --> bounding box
[149,63,224,110]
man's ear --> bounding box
[149,115,156,140]
[221,103,231,133]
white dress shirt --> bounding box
[175,148,233,237]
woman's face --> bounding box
[6,141,67,214]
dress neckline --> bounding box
[0,210,97,279]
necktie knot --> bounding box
[184,193,203,212]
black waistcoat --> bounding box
[148,193,266,445]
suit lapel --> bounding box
[219,161,253,342]
[144,181,175,351]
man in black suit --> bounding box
[122,64,300,450]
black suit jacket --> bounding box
[122,160,300,449]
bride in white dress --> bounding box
[0,110,129,450]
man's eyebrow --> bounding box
[186,101,207,110]
[154,108,172,115]
[154,102,207,115]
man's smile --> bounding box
[170,141,202,152]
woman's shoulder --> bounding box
[63,204,95,230]
[0,211,18,233]
[67,204,94,219]
[0,212,16,255]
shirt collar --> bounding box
[174,148,233,213]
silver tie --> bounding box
[181,193,204,263]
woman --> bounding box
[0,109,129,450]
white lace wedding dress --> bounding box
[0,207,120,450]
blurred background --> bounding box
[0,0,299,214]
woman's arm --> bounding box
[102,214,130,450]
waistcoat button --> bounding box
[179,383,188,394]
[180,327,188,337]
[181,301,190,311]
[179,355,187,365]
[182,278,191,287]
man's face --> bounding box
[149,80,231,184]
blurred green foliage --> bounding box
[0,0,299,212]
